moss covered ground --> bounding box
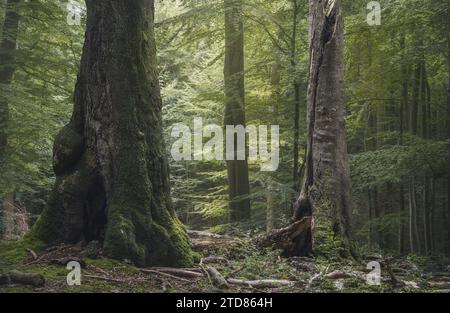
[0,231,448,293]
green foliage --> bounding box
[0,0,84,216]
[351,140,450,190]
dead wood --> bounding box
[50,257,86,267]
[142,267,204,278]
[27,249,38,260]
[325,271,351,280]
[84,275,125,283]
[187,230,232,240]
[205,267,228,289]
[0,270,45,287]
[227,278,294,288]
[139,269,198,282]
[202,256,230,265]
[257,217,312,255]
[429,281,450,289]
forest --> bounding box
[0,0,449,294]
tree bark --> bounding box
[224,0,250,221]
[411,62,422,136]
[0,0,21,240]
[291,0,301,192]
[266,49,281,234]
[398,34,408,254]
[408,181,415,253]
[447,178,450,255]
[30,0,193,267]
[408,178,420,254]
[292,0,355,257]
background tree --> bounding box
[0,0,21,162]
[223,0,251,221]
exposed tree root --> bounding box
[257,217,312,255]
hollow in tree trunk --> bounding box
[292,0,355,258]
[30,0,193,267]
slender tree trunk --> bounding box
[0,0,20,161]
[423,177,430,255]
[411,178,420,254]
[447,35,450,138]
[291,0,301,191]
[368,190,373,249]
[447,36,450,255]
[411,62,421,136]
[224,0,250,221]
[408,181,415,253]
[30,0,193,267]
[421,62,430,255]
[429,177,435,254]
[447,178,450,254]
[266,182,275,234]
[292,0,355,257]
[398,35,408,254]
[266,49,281,234]
[399,183,405,254]
[408,178,421,254]
[1,193,14,239]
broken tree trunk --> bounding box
[258,217,312,256]
[291,0,355,257]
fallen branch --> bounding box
[187,230,232,240]
[84,275,125,283]
[430,276,450,282]
[205,267,228,289]
[0,270,45,287]
[142,269,192,283]
[325,271,351,280]
[429,281,450,289]
[202,256,230,265]
[227,278,294,289]
[140,269,193,283]
[307,272,322,289]
[24,244,69,265]
[50,257,86,268]
[141,267,203,278]
[27,249,38,260]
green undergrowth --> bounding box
[0,237,45,272]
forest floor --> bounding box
[0,230,449,293]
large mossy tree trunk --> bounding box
[30,0,193,267]
[224,0,250,221]
[291,0,355,257]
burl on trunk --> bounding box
[30,0,193,267]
